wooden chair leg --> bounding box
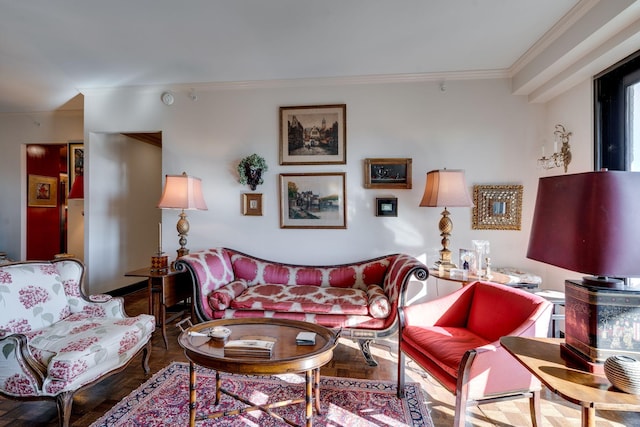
[397,350,406,398]
[56,391,74,427]
[529,389,541,427]
[141,340,152,374]
[453,389,468,427]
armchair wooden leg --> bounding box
[453,391,468,427]
[358,339,378,366]
[397,350,406,398]
[56,391,74,427]
[529,389,541,427]
[141,340,152,374]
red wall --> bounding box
[26,144,67,260]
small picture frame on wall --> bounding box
[279,104,347,165]
[375,197,398,217]
[364,158,412,189]
[242,193,263,216]
[28,174,58,207]
[68,142,84,192]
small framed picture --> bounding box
[28,174,58,207]
[242,193,263,216]
[459,249,477,272]
[364,158,412,189]
[279,104,347,165]
[376,197,398,217]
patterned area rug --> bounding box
[91,361,432,426]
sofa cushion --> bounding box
[366,284,391,318]
[401,325,489,378]
[229,252,390,290]
[229,283,369,315]
[467,282,543,342]
[207,280,248,310]
[25,313,155,383]
[0,263,71,334]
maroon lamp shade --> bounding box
[527,171,640,282]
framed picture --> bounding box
[279,104,346,165]
[28,174,58,207]
[68,142,84,192]
[376,197,398,217]
[459,248,477,272]
[279,173,346,229]
[472,184,523,230]
[242,193,263,216]
[364,158,412,189]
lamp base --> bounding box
[177,248,189,258]
[582,275,625,289]
[434,259,457,271]
[560,342,605,374]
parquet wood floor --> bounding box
[1,288,639,426]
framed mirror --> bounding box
[472,184,523,230]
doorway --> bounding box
[25,144,68,260]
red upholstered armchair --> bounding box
[397,281,552,427]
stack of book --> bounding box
[224,339,275,359]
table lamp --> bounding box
[419,169,473,270]
[527,170,640,370]
[158,172,208,258]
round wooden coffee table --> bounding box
[178,318,339,427]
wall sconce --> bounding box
[538,124,572,173]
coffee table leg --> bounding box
[305,370,313,427]
[189,362,197,427]
[313,368,322,415]
[215,370,221,405]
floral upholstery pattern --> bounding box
[0,259,154,426]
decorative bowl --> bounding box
[604,355,640,394]
[207,326,232,340]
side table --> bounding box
[501,336,640,427]
[125,267,193,349]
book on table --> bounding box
[296,331,316,345]
[224,339,275,358]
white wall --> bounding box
[82,78,554,294]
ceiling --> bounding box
[0,1,584,113]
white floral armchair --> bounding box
[0,259,155,427]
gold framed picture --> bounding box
[279,172,346,229]
[472,184,523,230]
[279,104,346,165]
[28,174,58,207]
[364,158,412,189]
[242,193,263,216]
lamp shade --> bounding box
[157,172,208,210]
[527,170,640,278]
[67,175,84,199]
[419,169,473,207]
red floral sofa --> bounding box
[0,259,155,427]
[175,247,428,365]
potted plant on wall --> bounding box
[238,153,268,191]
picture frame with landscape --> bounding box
[279,104,346,165]
[279,172,346,229]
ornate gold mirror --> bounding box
[472,184,523,230]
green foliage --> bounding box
[237,154,268,186]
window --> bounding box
[595,51,640,171]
